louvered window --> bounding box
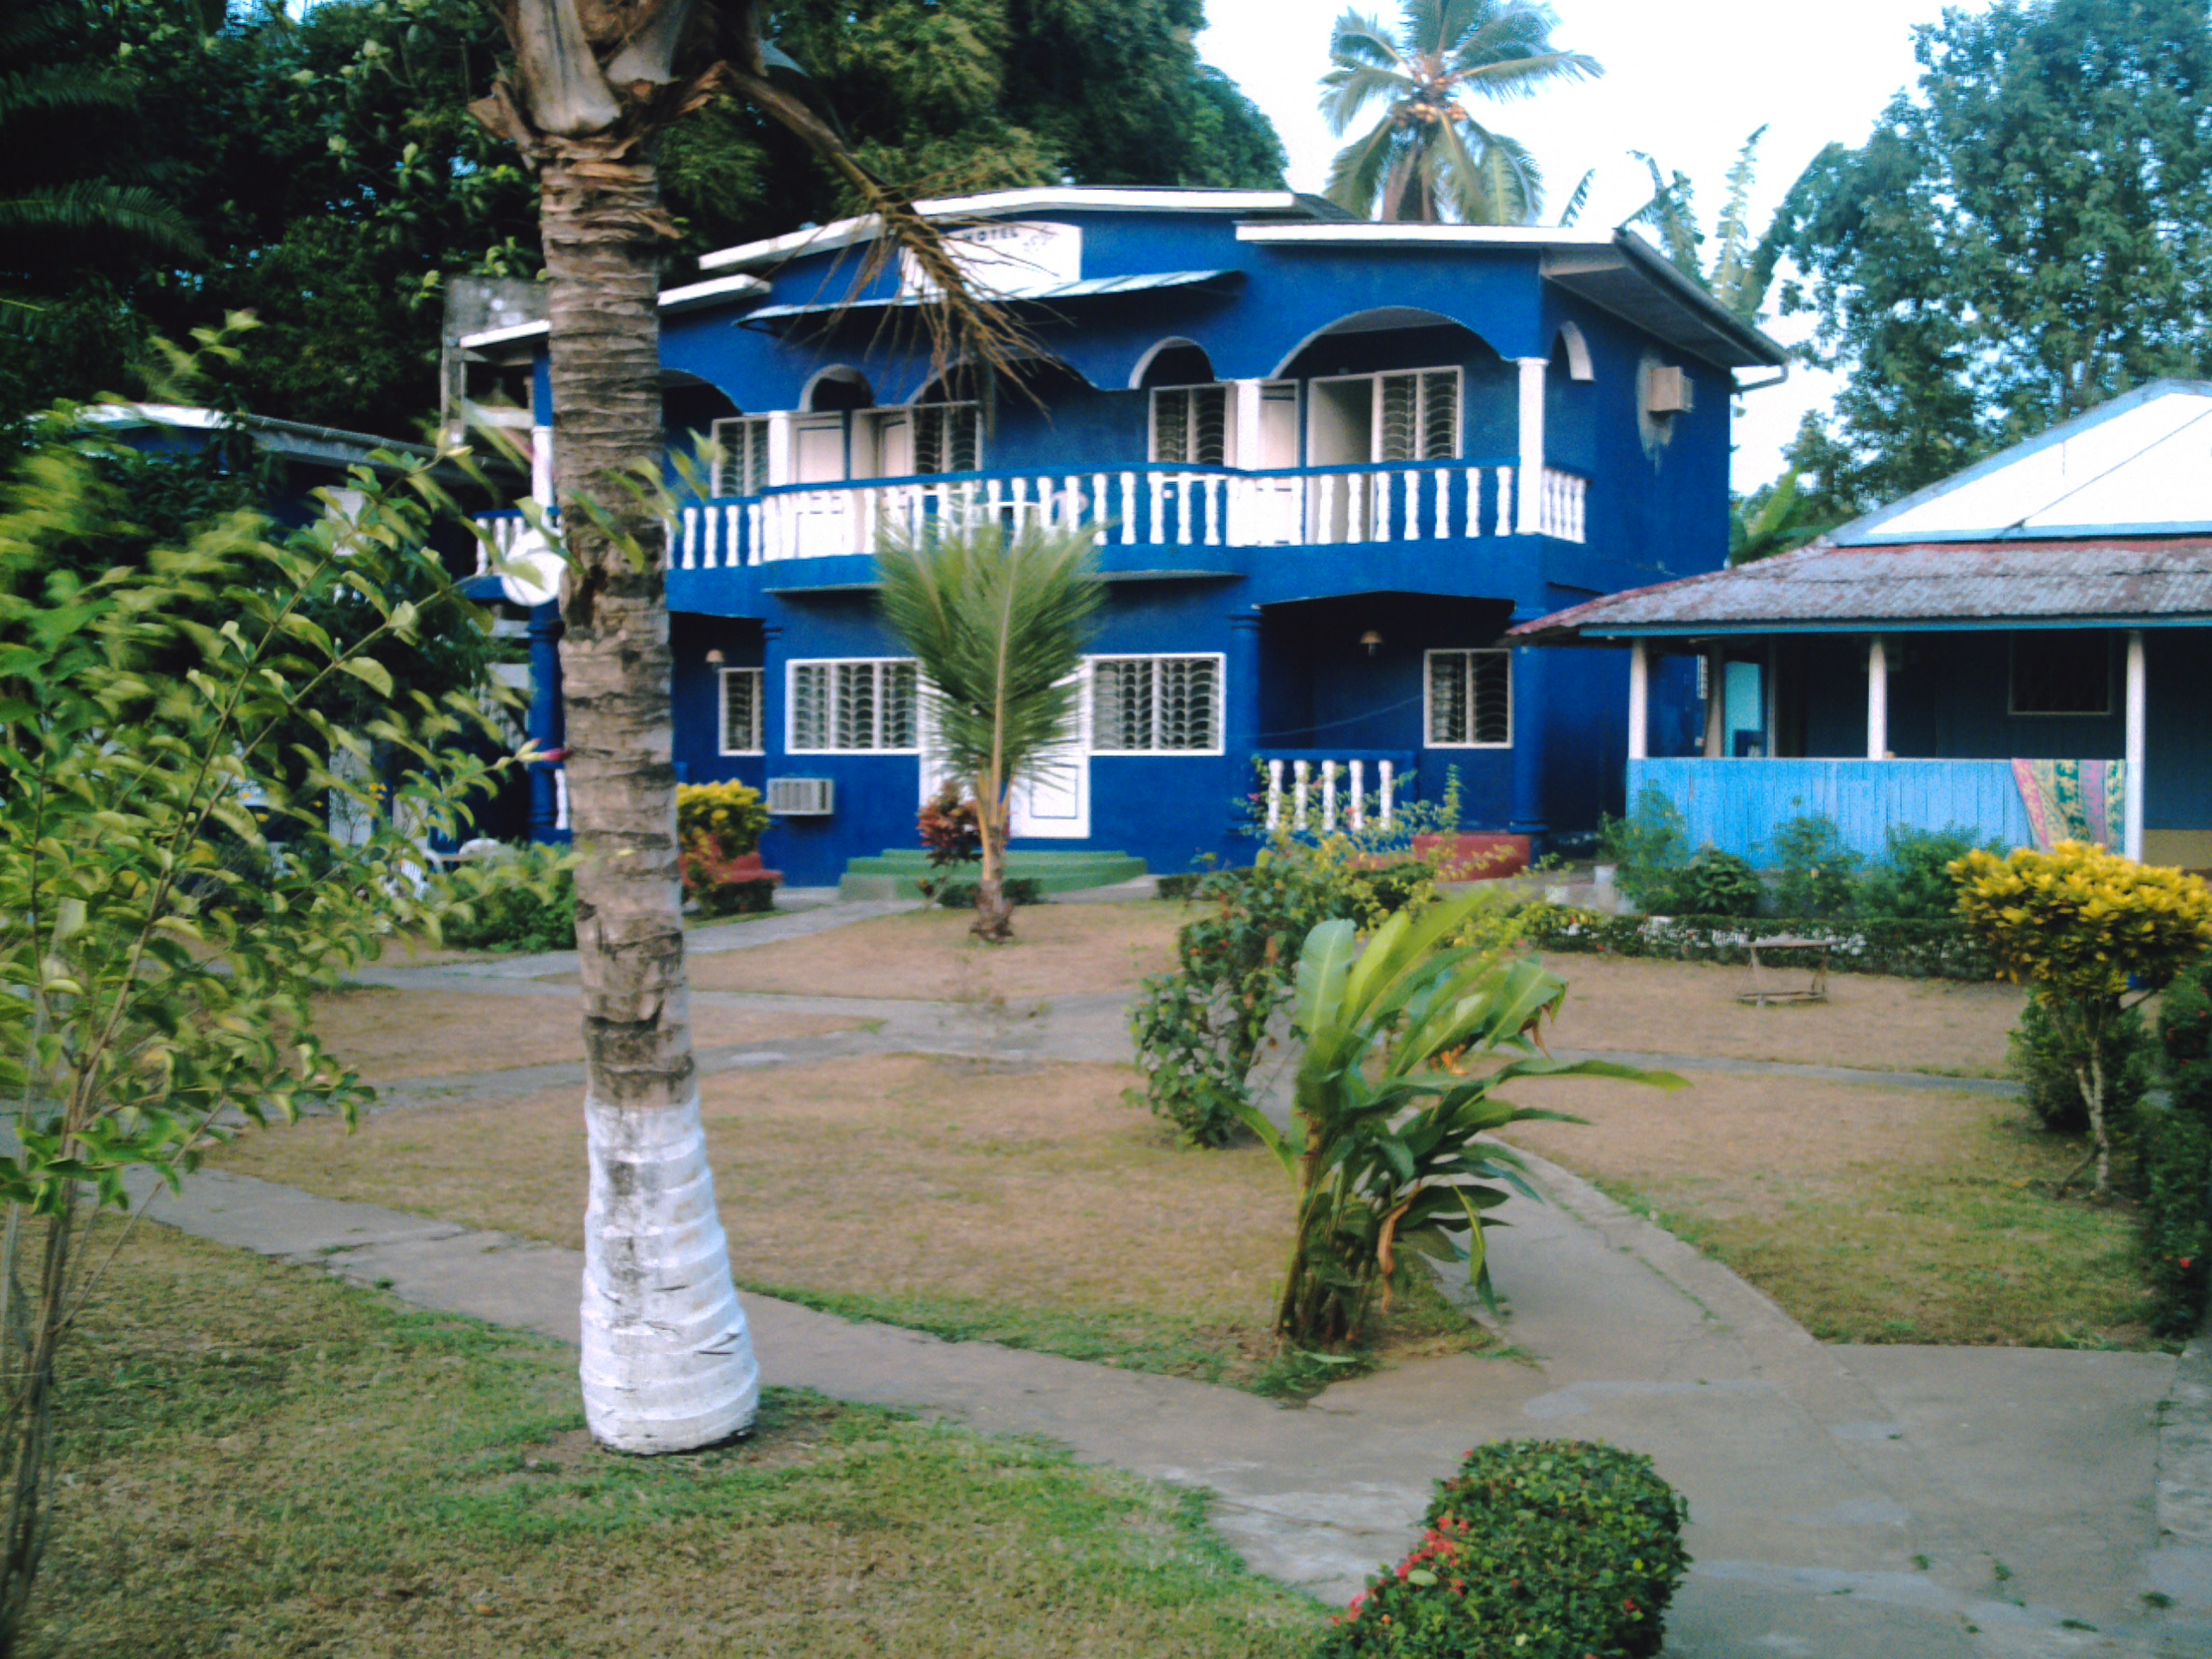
[709,416,772,497]
[719,667,763,754]
[1427,650,1511,747]
[1377,370,1460,462]
[1150,385,1229,465]
[912,403,982,475]
[1090,656,1221,753]
[789,659,918,751]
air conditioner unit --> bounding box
[1645,365,1693,416]
[766,777,835,817]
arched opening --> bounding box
[662,372,747,496]
[1138,340,1226,465]
[1275,310,1509,467]
[803,365,874,412]
[1553,321,1594,383]
[1132,338,1216,390]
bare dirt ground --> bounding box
[681,902,1187,1001]
[1500,1067,2148,1347]
[308,988,859,1083]
[1536,951,2025,1077]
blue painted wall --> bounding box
[1634,757,2037,865]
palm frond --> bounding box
[0,183,203,259]
[1325,10,1404,71]
[1622,150,1701,276]
[1323,117,1404,219]
[1437,117,1540,225]
[1707,124,1770,321]
[1449,45,1603,101]
[1401,0,1448,53]
[1318,61,1414,136]
[1554,165,1594,227]
[0,65,134,129]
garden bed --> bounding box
[29,1226,1320,1657]
[212,1052,1486,1393]
[682,902,1188,1001]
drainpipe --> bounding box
[1865,636,1889,760]
[1516,357,1546,536]
[2125,630,2146,861]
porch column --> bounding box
[766,411,794,487]
[1764,639,1781,758]
[1230,379,1264,469]
[2125,629,2146,861]
[1225,608,1264,824]
[1516,357,1547,535]
[1627,639,1649,761]
[1509,645,1547,839]
[1866,635,1890,760]
[1702,644,1726,758]
[531,424,555,506]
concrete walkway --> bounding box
[137,901,2209,1656]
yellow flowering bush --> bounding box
[676,780,768,866]
[1953,840,2212,1196]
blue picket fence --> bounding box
[1628,758,2038,865]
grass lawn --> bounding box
[681,901,1187,1001]
[1540,952,2025,1078]
[1502,1069,2158,1348]
[213,1052,1484,1393]
[26,1226,1321,1658]
[308,987,859,1083]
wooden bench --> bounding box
[1738,936,1832,1007]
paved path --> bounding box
[143,902,2203,1654]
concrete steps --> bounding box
[837,849,1147,901]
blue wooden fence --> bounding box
[1627,759,2038,864]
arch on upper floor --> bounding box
[905,353,1096,406]
[1267,307,1507,381]
[1130,337,1217,390]
[802,365,874,411]
[1553,321,1593,382]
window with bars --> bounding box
[1090,656,1223,753]
[1377,370,1461,461]
[1150,385,1229,465]
[788,659,919,752]
[719,667,763,754]
[2010,632,2111,715]
[912,403,982,475]
[709,416,772,497]
[1427,649,1512,747]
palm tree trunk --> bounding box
[972,769,1014,942]
[540,134,758,1452]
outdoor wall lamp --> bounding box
[705,648,726,665]
[1359,630,1384,658]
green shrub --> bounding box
[1525,908,1998,981]
[2011,995,2152,1135]
[1855,824,1999,920]
[1156,872,1205,901]
[1319,1440,1690,1659]
[1773,813,1860,918]
[676,779,769,862]
[2148,957,2212,1336]
[1668,846,1762,918]
[1350,859,1436,918]
[930,876,1042,910]
[1596,786,1687,912]
[439,848,576,953]
[692,876,777,918]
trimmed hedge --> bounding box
[440,869,576,954]
[1319,1440,1689,1659]
[2149,959,2212,1337]
[692,875,777,918]
[1526,908,1998,982]
[929,876,1044,910]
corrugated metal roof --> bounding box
[1511,537,2212,641]
[742,269,1242,323]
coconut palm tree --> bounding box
[877,517,1101,944]
[1320,0,1600,225]
[467,0,1012,1453]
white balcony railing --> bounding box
[1262,755,1401,833]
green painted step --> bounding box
[838,849,1147,901]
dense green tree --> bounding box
[1772,0,2212,521]
[1319,0,1599,224]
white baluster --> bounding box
[1148,473,1165,544]
[1204,475,1224,546]
[1465,468,1479,537]
[687,506,703,569]
[1379,760,1395,828]
[1321,760,1338,831]
[1093,473,1109,543]
[988,477,1004,527]
[1121,472,1136,544]
[1344,473,1361,543]
[1061,475,1077,530]
[1349,759,1365,831]
[1496,467,1513,537]
[1294,760,1310,828]
[1319,474,1337,544]
[1178,474,1194,547]
[1267,759,1284,830]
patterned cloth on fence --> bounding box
[2012,759,2126,851]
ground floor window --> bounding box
[1090,655,1223,753]
[719,666,764,754]
[2010,632,2111,715]
[788,658,919,753]
[1427,648,1511,747]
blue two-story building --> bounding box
[461,188,1787,888]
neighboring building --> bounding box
[1513,379,2212,870]
[463,188,1787,887]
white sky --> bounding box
[1195,0,1984,494]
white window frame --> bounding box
[785,657,921,754]
[709,415,772,498]
[1086,652,1226,756]
[718,665,764,756]
[1148,384,1230,466]
[908,401,984,476]
[1305,365,1464,463]
[2007,632,2113,718]
[1424,647,1514,749]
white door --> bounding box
[1243,382,1304,545]
[1009,667,1090,839]
[790,414,852,557]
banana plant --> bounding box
[1236,892,1683,1349]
